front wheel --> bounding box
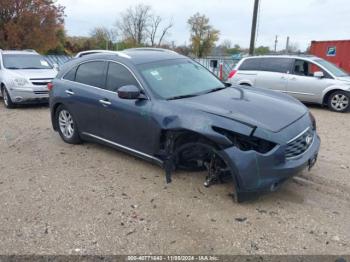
[55,105,82,144]
[1,86,15,109]
[328,91,350,112]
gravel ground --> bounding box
[0,102,349,255]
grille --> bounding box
[286,128,314,159]
[33,90,49,95]
[30,78,53,86]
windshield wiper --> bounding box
[6,67,20,70]
[167,93,200,100]
[203,86,226,94]
[22,67,45,69]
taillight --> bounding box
[228,70,237,79]
[47,82,53,91]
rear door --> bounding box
[63,60,107,136]
[286,59,334,103]
[255,58,293,92]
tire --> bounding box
[327,91,350,112]
[55,105,82,144]
[1,86,15,109]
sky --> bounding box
[57,0,350,51]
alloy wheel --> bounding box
[2,89,8,106]
[331,94,349,111]
[58,110,75,139]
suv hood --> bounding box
[9,69,57,80]
[171,86,307,133]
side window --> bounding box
[259,58,292,73]
[293,59,331,78]
[239,58,261,71]
[75,61,106,88]
[106,62,139,92]
[63,66,77,81]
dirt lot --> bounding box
[0,101,349,255]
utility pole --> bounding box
[285,36,290,54]
[274,35,278,53]
[249,0,260,55]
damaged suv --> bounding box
[49,48,320,202]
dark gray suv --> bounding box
[49,48,320,202]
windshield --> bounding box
[3,54,53,70]
[138,59,225,99]
[315,59,348,77]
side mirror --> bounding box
[314,71,324,78]
[117,85,141,99]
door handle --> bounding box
[99,99,111,106]
[65,89,74,95]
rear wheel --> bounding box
[1,86,15,109]
[55,105,82,144]
[328,91,350,112]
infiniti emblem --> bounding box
[305,135,313,146]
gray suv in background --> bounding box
[228,55,350,112]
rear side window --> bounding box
[106,62,139,92]
[259,58,292,73]
[63,67,77,81]
[75,61,106,88]
[239,58,261,71]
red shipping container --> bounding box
[310,40,350,73]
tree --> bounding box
[90,26,117,50]
[187,13,219,58]
[254,45,270,55]
[115,4,173,47]
[116,4,152,46]
[0,0,65,53]
[148,16,173,47]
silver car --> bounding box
[0,50,57,108]
[228,55,350,112]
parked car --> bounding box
[49,48,320,202]
[228,55,350,112]
[0,49,57,108]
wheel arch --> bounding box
[322,88,346,105]
[51,102,63,131]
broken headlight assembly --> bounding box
[212,126,277,154]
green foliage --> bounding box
[187,13,219,58]
[254,46,271,55]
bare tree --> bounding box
[90,26,118,50]
[157,19,173,47]
[116,4,173,47]
[148,15,162,46]
[116,4,152,45]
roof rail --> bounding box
[125,47,177,54]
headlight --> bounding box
[309,112,316,130]
[213,126,277,154]
[13,77,29,87]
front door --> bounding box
[98,61,155,154]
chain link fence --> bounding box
[194,57,241,81]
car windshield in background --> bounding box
[315,59,349,77]
[138,59,225,100]
[3,54,53,70]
